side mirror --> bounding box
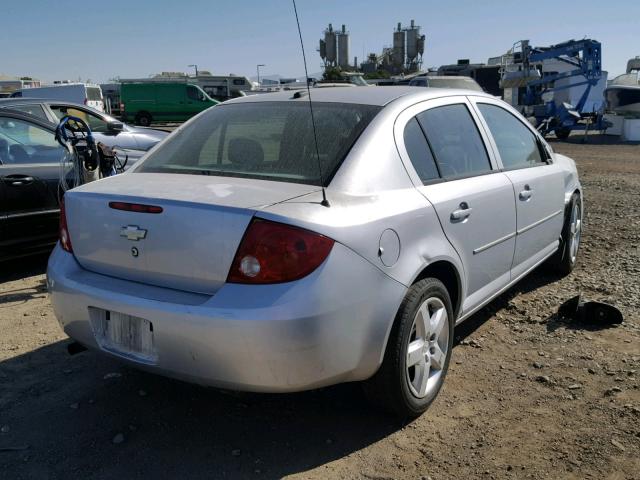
[107,121,124,132]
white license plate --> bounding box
[89,308,157,363]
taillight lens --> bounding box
[227,219,334,284]
[59,197,73,253]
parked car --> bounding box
[409,75,484,91]
[0,99,168,161]
[119,82,219,126]
[0,110,68,260]
[48,87,582,417]
[11,83,105,112]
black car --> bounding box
[0,109,67,260]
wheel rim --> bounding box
[405,297,449,399]
[569,200,582,263]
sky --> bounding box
[2,0,638,84]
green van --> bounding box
[120,82,219,126]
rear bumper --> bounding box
[47,243,405,392]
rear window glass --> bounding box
[403,118,440,183]
[86,87,102,101]
[136,101,380,185]
[426,78,483,91]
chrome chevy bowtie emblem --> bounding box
[120,225,147,241]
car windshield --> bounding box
[86,87,103,101]
[427,77,483,91]
[136,101,380,185]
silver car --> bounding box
[0,98,168,160]
[47,87,582,417]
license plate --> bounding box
[89,308,157,364]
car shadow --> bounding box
[0,255,49,307]
[0,340,400,479]
[0,254,49,283]
[0,263,576,478]
[453,268,562,344]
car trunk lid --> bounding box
[64,173,318,294]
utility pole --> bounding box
[256,64,266,85]
[188,64,199,77]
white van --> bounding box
[13,83,104,112]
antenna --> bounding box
[291,0,330,207]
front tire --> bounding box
[135,112,152,127]
[364,278,454,418]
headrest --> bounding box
[228,138,264,167]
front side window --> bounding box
[477,103,544,169]
[187,86,205,101]
[0,117,63,164]
[137,102,380,186]
[403,117,439,183]
[50,106,109,133]
[417,104,491,179]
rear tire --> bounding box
[364,278,454,419]
[549,192,582,276]
[135,112,152,127]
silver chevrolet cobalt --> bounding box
[48,87,582,417]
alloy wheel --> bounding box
[405,297,449,399]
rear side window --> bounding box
[137,102,380,186]
[477,103,544,169]
[403,118,439,183]
[417,104,491,179]
[3,104,48,120]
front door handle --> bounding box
[3,175,34,186]
[519,185,533,201]
[451,202,472,222]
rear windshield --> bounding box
[136,101,380,185]
[86,87,103,101]
[427,78,483,91]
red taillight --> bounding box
[227,219,334,284]
[109,202,163,214]
[59,197,73,253]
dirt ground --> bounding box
[0,137,638,480]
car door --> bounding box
[471,99,564,279]
[395,97,517,315]
[186,85,207,118]
[0,115,66,258]
[0,175,6,260]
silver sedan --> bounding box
[47,87,582,417]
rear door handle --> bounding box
[3,175,34,186]
[450,202,472,222]
[519,185,533,201]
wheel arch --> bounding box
[412,260,463,320]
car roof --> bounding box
[224,86,494,106]
[0,98,89,110]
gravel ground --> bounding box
[0,137,638,480]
